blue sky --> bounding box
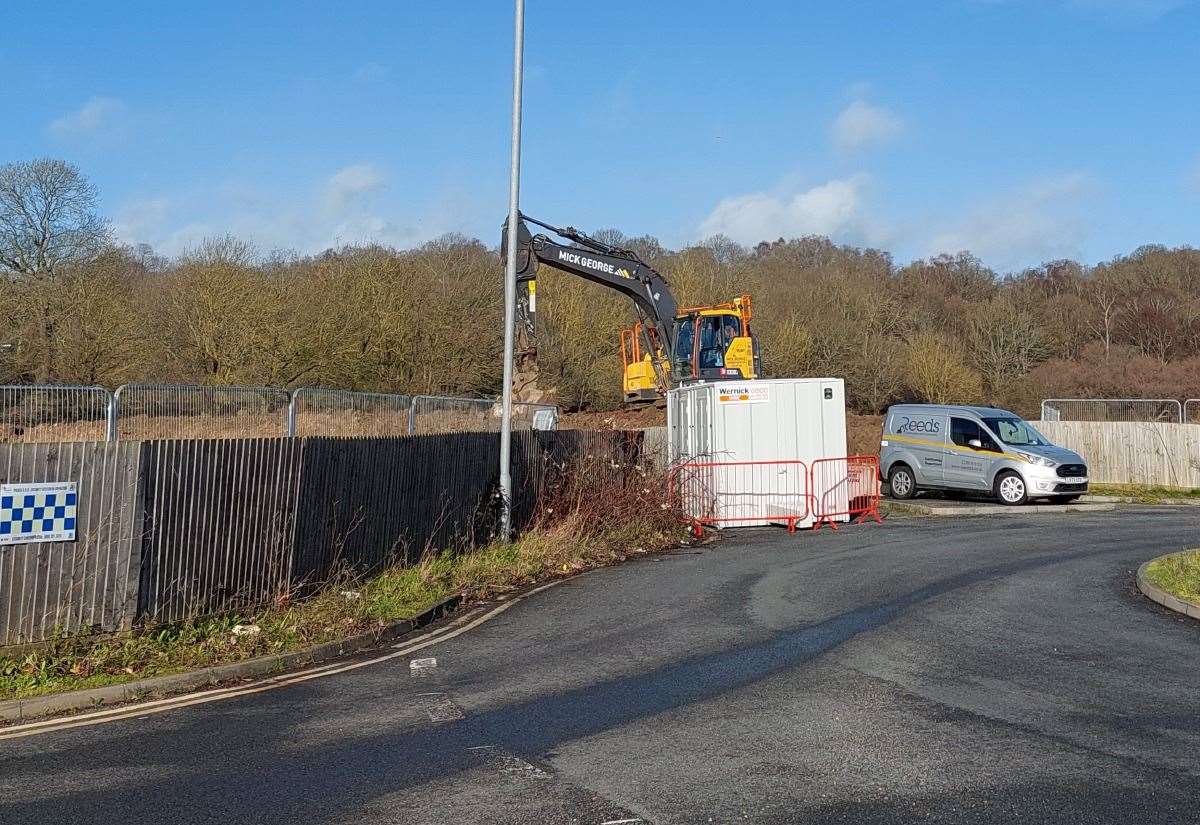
[1,0,1197,272]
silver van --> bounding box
[880,404,1088,505]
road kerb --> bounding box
[901,501,1116,517]
[1136,556,1200,621]
[0,593,462,724]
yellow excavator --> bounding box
[504,213,760,404]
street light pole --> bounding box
[499,0,526,542]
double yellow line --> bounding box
[0,581,561,742]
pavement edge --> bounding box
[0,593,463,724]
[1136,553,1200,621]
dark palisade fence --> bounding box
[0,429,646,645]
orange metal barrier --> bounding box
[669,459,811,534]
[810,455,882,531]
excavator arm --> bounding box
[501,212,759,404]
[503,214,679,389]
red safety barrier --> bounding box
[810,455,882,531]
[669,459,810,534]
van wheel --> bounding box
[888,464,917,500]
[995,471,1028,506]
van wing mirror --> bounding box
[968,438,983,449]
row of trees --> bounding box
[3,159,1200,416]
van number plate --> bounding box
[1061,477,1087,484]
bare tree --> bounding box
[0,159,111,381]
[0,158,109,277]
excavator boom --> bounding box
[502,213,758,403]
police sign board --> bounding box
[0,482,78,545]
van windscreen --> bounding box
[982,417,1049,447]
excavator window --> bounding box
[674,319,695,374]
[699,316,726,368]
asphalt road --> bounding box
[2,508,1199,824]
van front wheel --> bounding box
[995,471,1028,506]
[888,464,917,500]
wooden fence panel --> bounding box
[137,438,303,623]
[290,433,500,585]
[2,429,650,645]
[0,441,143,645]
[1036,421,1200,488]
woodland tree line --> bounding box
[3,159,1200,417]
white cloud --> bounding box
[112,164,464,258]
[926,173,1093,271]
[976,0,1191,20]
[698,174,881,246]
[49,96,128,139]
[323,163,386,210]
[112,197,171,243]
[352,63,390,83]
[1067,0,1189,19]
[831,100,903,152]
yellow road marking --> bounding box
[0,581,561,741]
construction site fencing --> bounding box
[810,455,882,530]
[0,383,560,443]
[0,384,112,444]
[288,387,413,438]
[110,384,291,441]
[670,459,811,533]
[1040,398,1182,423]
[1186,399,1200,424]
[0,429,642,645]
[406,394,556,435]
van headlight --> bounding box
[1017,451,1056,467]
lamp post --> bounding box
[499,0,526,541]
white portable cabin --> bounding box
[667,378,849,529]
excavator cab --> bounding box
[621,295,758,404]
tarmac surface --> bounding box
[2,507,1199,824]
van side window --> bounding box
[950,417,998,450]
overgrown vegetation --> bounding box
[4,160,1200,417]
[1091,484,1200,503]
[0,455,687,701]
[1143,550,1200,604]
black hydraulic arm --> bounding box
[502,214,679,357]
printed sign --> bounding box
[0,482,78,545]
[717,385,770,404]
[896,415,942,435]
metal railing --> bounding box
[289,387,413,438]
[110,384,292,440]
[1186,399,1200,424]
[1040,398,1183,423]
[0,384,112,443]
[406,394,557,435]
[0,383,559,442]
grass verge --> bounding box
[1142,550,1200,605]
[1,459,690,701]
[1091,484,1200,504]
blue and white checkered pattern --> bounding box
[0,486,77,544]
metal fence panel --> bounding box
[289,388,412,438]
[1040,398,1182,423]
[0,441,143,645]
[407,394,557,434]
[0,385,111,444]
[1186,399,1200,424]
[113,384,291,441]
